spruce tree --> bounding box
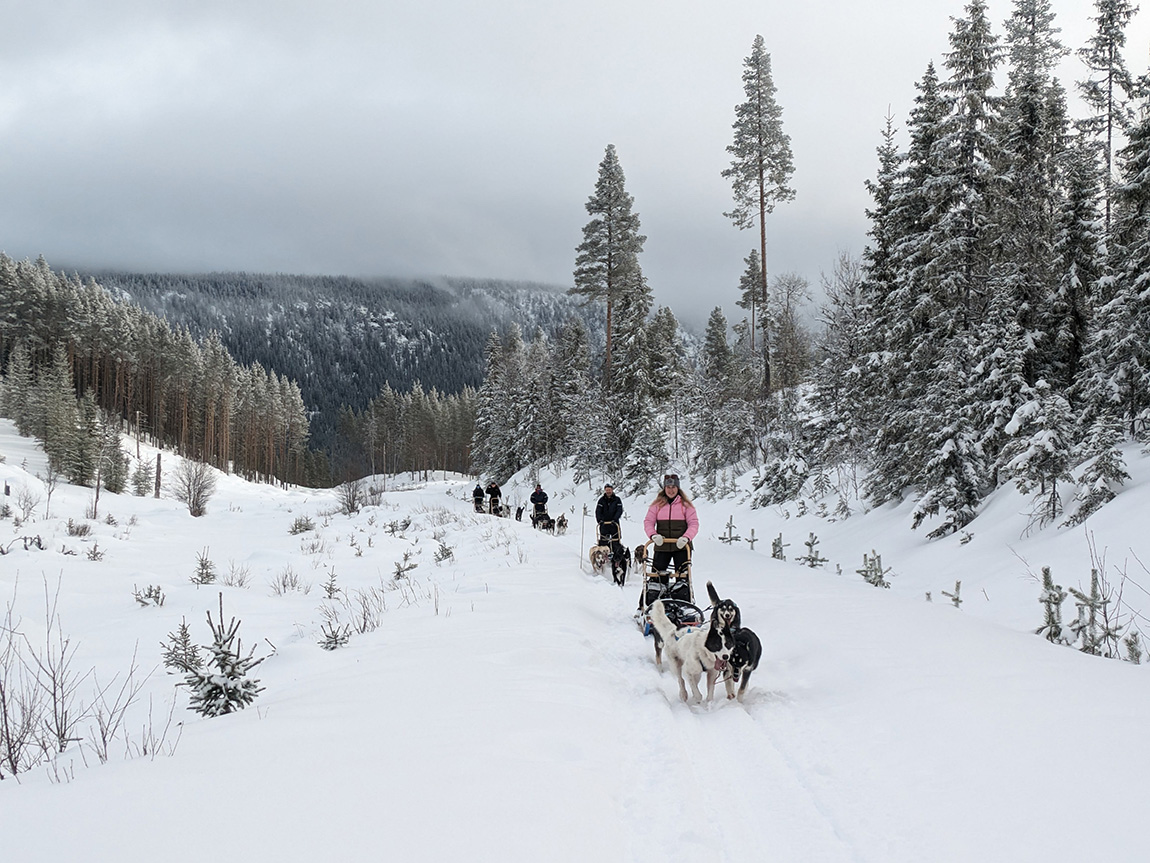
[185,595,265,717]
[1036,566,1069,643]
[863,64,948,506]
[1094,74,1150,440]
[1063,415,1129,526]
[734,249,764,358]
[701,307,734,393]
[0,340,34,435]
[162,617,204,673]
[723,35,795,393]
[1000,380,1075,525]
[570,144,647,393]
[1050,133,1105,392]
[995,0,1068,388]
[810,252,868,473]
[608,262,655,458]
[1077,0,1138,237]
[646,306,687,408]
[906,0,1002,532]
[551,317,593,456]
[37,345,80,478]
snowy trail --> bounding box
[567,541,865,863]
[5,455,1150,862]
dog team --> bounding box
[649,581,762,705]
[474,471,761,705]
[609,472,764,706]
[471,479,567,534]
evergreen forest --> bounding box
[3,0,1150,536]
[471,0,1150,537]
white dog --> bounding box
[649,600,734,704]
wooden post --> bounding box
[154,453,162,498]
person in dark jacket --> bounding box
[472,483,485,513]
[595,483,624,542]
[485,481,502,515]
[529,483,549,523]
[596,482,628,585]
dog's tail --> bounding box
[706,580,721,607]
[649,599,677,642]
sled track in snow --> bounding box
[586,584,865,863]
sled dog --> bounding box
[589,544,610,571]
[724,626,762,703]
[649,600,734,704]
[706,581,742,631]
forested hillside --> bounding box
[472,2,1150,541]
[86,271,600,451]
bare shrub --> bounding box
[28,581,92,755]
[41,463,60,519]
[269,565,310,596]
[300,536,328,556]
[126,695,182,761]
[345,584,388,633]
[337,479,364,515]
[0,599,42,779]
[15,484,40,521]
[171,460,217,517]
[133,585,166,607]
[222,561,252,588]
[87,647,149,764]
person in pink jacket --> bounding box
[643,473,699,575]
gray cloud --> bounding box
[1,1,1146,329]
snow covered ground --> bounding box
[2,417,1149,862]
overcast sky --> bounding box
[2,1,1149,327]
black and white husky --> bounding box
[724,627,762,702]
[649,600,734,704]
[706,581,742,631]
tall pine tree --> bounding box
[571,144,647,394]
[723,35,795,393]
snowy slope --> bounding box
[2,419,1149,862]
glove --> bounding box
[675,536,688,549]
[652,534,664,546]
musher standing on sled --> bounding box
[595,482,623,542]
[485,480,502,515]
[643,473,698,575]
[472,483,485,513]
[530,483,548,517]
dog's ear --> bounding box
[705,623,723,654]
[706,581,721,606]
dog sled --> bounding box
[530,502,555,532]
[634,540,703,636]
[588,520,630,586]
